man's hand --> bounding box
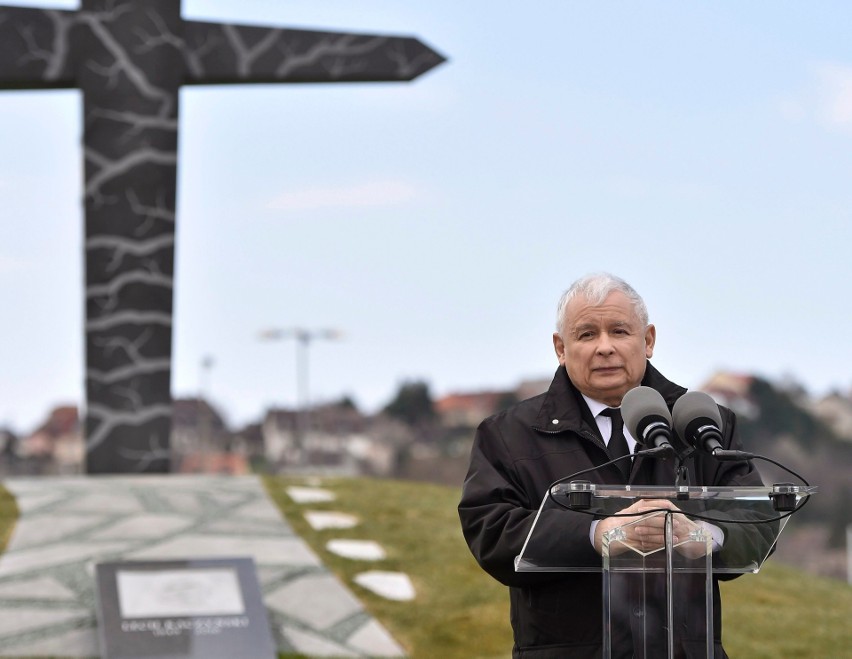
[593,499,709,557]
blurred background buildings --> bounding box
[2,370,850,582]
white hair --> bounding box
[555,272,649,335]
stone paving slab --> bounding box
[304,511,359,531]
[285,486,337,503]
[326,539,387,561]
[0,475,406,658]
[353,572,416,602]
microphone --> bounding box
[621,386,675,455]
[672,391,752,460]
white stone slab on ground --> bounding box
[286,486,337,503]
[304,510,359,530]
[326,539,387,561]
[354,571,416,601]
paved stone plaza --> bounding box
[0,475,406,658]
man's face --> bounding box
[553,291,656,406]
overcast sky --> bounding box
[2,1,852,433]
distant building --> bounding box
[0,427,18,476]
[171,398,243,474]
[262,408,303,466]
[0,428,15,455]
[515,378,551,402]
[434,378,550,427]
[262,402,366,470]
[171,398,229,451]
[16,405,83,474]
[178,452,250,475]
[699,372,759,419]
[232,421,266,467]
[261,403,409,476]
[812,392,852,442]
[435,392,508,427]
[351,415,414,476]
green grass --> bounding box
[721,562,852,658]
[263,476,512,659]
[265,476,852,659]
[0,484,18,554]
[0,478,850,658]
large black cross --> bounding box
[0,1,444,474]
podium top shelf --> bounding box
[516,482,816,574]
[550,482,817,501]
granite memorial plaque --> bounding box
[95,557,276,659]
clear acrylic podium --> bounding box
[515,482,815,659]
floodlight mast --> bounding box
[259,327,343,466]
[198,355,214,465]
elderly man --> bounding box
[458,273,764,658]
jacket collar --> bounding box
[532,361,687,434]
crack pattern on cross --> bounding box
[87,233,174,273]
[86,310,173,332]
[14,9,75,80]
[79,5,177,117]
[89,331,171,386]
[276,34,388,79]
[87,265,173,312]
[116,432,172,471]
[86,403,173,452]
[85,146,178,203]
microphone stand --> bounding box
[673,454,690,499]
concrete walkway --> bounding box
[0,475,406,658]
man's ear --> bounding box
[553,332,567,366]
[644,324,656,358]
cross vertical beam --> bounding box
[79,0,182,472]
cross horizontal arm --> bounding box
[182,21,446,84]
[0,8,446,89]
[0,6,77,88]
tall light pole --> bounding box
[259,327,342,465]
[198,355,214,465]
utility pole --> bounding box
[198,355,214,469]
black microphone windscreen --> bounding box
[672,391,723,438]
[621,386,672,439]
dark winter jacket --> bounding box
[458,363,768,658]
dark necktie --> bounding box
[602,407,631,481]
